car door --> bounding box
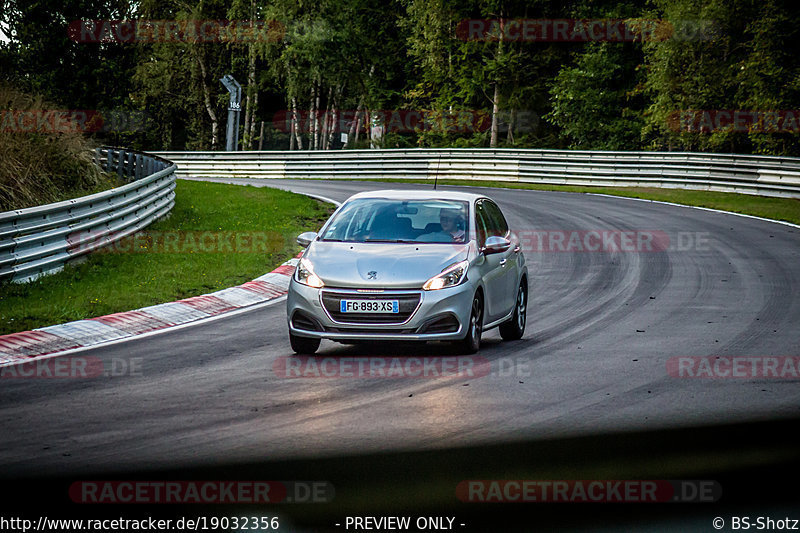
[481,199,519,318]
[475,199,512,323]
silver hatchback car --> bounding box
[286,190,528,354]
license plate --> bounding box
[340,300,399,313]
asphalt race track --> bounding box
[1,179,799,529]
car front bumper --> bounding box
[287,278,475,342]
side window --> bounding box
[483,200,509,238]
[474,200,490,247]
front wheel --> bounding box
[499,280,527,341]
[455,293,483,354]
[289,332,320,354]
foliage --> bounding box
[548,42,644,149]
[0,85,114,211]
[1,0,798,154]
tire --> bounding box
[289,332,320,354]
[456,292,483,354]
[499,280,527,341]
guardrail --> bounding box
[154,148,800,198]
[0,148,176,283]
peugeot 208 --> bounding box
[286,190,528,354]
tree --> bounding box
[134,0,233,150]
[735,0,800,155]
[0,0,138,146]
[548,42,644,149]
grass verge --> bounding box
[365,178,800,225]
[0,179,334,335]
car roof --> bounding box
[346,189,487,202]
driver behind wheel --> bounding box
[439,208,465,242]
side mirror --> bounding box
[296,231,318,248]
[482,235,511,255]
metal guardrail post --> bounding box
[116,150,124,180]
[127,151,135,181]
[135,153,142,181]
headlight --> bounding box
[296,258,324,288]
[422,260,469,291]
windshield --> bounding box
[320,198,469,243]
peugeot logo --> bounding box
[367,270,378,280]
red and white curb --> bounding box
[0,256,299,367]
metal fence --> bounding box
[154,148,800,198]
[0,147,176,283]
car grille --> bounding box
[321,290,421,324]
[323,326,417,334]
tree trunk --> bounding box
[289,96,295,151]
[365,107,372,146]
[248,91,258,147]
[353,115,361,145]
[490,83,500,148]
[194,48,219,150]
[291,97,303,150]
[243,66,252,148]
[327,84,342,149]
[308,85,316,150]
[258,120,265,150]
[346,99,363,148]
[320,89,329,150]
[506,107,516,144]
[242,0,257,149]
[490,20,504,148]
[313,80,322,150]
[321,85,333,150]
[243,50,256,149]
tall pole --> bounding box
[220,75,242,151]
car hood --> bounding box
[303,241,470,289]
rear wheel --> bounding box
[456,292,483,354]
[499,280,527,341]
[289,332,320,354]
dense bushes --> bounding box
[0,85,114,211]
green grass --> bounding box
[0,180,334,335]
[363,178,800,225]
